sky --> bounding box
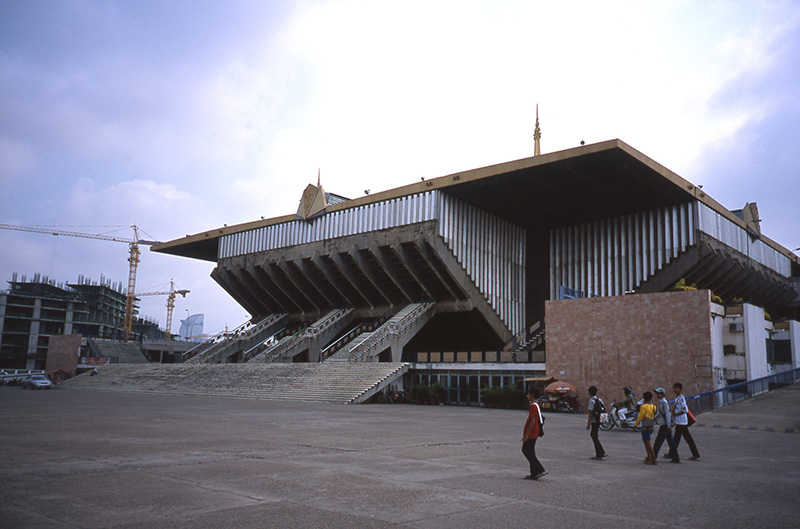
[1,0,799,338]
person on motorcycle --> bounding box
[614,387,637,424]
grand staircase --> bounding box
[324,331,374,362]
[346,302,434,362]
[62,362,410,404]
[248,309,354,363]
[184,313,288,364]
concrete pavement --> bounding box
[692,382,800,433]
[2,383,799,528]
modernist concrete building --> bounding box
[154,139,800,400]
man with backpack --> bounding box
[586,386,607,460]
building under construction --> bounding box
[0,273,161,369]
[153,139,800,400]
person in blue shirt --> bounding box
[652,387,680,463]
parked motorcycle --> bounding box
[599,403,640,431]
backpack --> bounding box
[592,397,606,420]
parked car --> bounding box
[21,374,53,390]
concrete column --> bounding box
[65,301,74,335]
[0,293,7,346]
[743,303,768,381]
[790,320,800,369]
[27,298,42,369]
[710,304,726,389]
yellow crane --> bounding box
[138,279,190,340]
[0,224,161,339]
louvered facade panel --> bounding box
[218,190,525,334]
[550,203,696,300]
[697,203,791,276]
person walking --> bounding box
[667,382,701,461]
[652,387,680,463]
[586,386,607,460]
[521,387,547,480]
[633,391,658,465]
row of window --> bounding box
[410,371,544,405]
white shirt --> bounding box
[673,394,688,426]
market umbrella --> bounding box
[544,380,578,395]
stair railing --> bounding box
[349,303,434,362]
[249,309,355,363]
[184,313,287,363]
[320,307,398,361]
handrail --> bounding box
[320,307,398,361]
[504,318,545,351]
[349,303,434,362]
[184,313,287,363]
[685,367,800,414]
[321,324,366,359]
[251,326,307,363]
[251,309,354,363]
[241,326,288,361]
[183,317,255,361]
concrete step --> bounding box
[64,362,409,404]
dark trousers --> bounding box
[590,423,605,457]
[670,424,700,458]
[522,438,545,476]
[653,425,679,461]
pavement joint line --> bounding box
[297,439,496,453]
[695,423,800,433]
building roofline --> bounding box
[152,139,799,266]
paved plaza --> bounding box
[2,384,799,528]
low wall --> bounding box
[545,290,715,403]
[46,334,82,378]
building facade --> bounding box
[0,273,157,369]
[155,139,800,396]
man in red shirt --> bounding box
[521,387,547,480]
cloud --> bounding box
[2,0,799,337]
[0,137,35,184]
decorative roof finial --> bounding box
[317,168,321,187]
[533,104,542,156]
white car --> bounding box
[21,374,53,390]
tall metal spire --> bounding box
[533,104,542,156]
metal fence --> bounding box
[686,367,800,414]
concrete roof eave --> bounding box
[151,139,800,267]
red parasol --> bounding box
[544,380,578,395]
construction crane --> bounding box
[138,279,190,340]
[0,224,161,339]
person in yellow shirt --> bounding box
[634,391,658,465]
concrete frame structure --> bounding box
[155,139,800,394]
[0,274,166,369]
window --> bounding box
[771,340,791,364]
